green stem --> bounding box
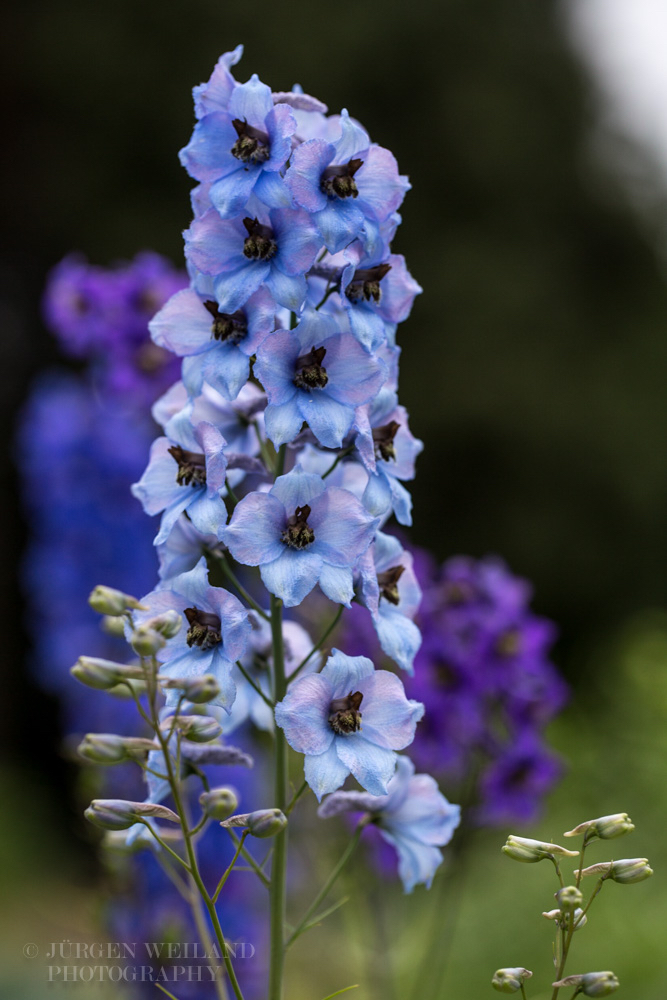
[321,447,353,480]
[228,830,272,889]
[290,606,343,684]
[213,831,250,903]
[285,780,308,816]
[269,594,288,1000]
[236,659,274,708]
[287,822,365,949]
[520,986,528,1000]
[574,877,605,927]
[150,668,245,1000]
[208,551,270,622]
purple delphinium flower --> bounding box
[192,45,243,119]
[149,284,275,401]
[131,417,227,545]
[357,531,422,673]
[185,206,322,314]
[275,650,424,799]
[223,467,380,608]
[473,733,562,827]
[318,755,460,892]
[135,557,250,711]
[180,75,296,218]
[254,309,387,449]
[285,109,410,255]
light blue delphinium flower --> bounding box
[135,557,251,711]
[212,612,319,734]
[275,649,424,800]
[149,284,275,401]
[340,249,422,353]
[254,308,387,449]
[184,206,322,314]
[131,415,228,546]
[285,109,410,255]
[318,755,460,892]
[180,74,297,218]
[355,392,423,527]
[222,467,380,608]
[357,531,422,673]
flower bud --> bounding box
[85,799,139,830]
[556,885,584,911]
[564,813,634,841]
[167,715,222,743]
[148,610,182,638]
[77,734,156,765]
[542,908,587,930]
[131,624,166,657]
[581,972,620,996]
[88,586,145,616]
[552,973,619,997]
[609,858,653,884]
[247,808,288,838]
[71,656,143,690]
[162,674,221,704]
[492,968,533,993]
[199,787,238,821]
[502,836,579,863]
[101,615,127,638]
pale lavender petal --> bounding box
[259,548,322,607]
[335,735,396,796]
[357,670,424,749]
[223,492,286,563]
[274,673,333,754]
[304,742,351,801]
[321,649,375,697]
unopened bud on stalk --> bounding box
[88,586,146,616]
[166,715,222,743]
[502,836,579,863]
[542,907,587,930]
[552,973,619,997]
[85,798,179,830]
[247,808,288,838]
[71,656,144,690]
[147,610,182,638]
[162,674,221,704]
[564,813,634,841]
[101,615,127,638]
[556,885,584,911]
[492,968,533,993]
[78,733,156,765]
[131,624,166,657]
[199,787,238,820]
[575,858,653,884]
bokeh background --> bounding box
[2,0,667,996]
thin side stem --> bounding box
[290,605,343,684]
[228,830,272,889]
[208,551,270,622]
[213,831,250,903]
[287,822,365,949]
[285,780,308,816]
[269,594,288,1000]
[236,659,274,708]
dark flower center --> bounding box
[442,580,475,605]
[231,119,271,164]
[168,445,207,487]
[293,346,328,389]
[372,420,400,462]
[281,504,315,549]
[203,300,248,345]
[346,263,392,305]
[320,157,363,199]
[496,629,522,658]
[377,564,405,605]
[243,217,277,261]
[329,690,363,734]
[184,608,222,650]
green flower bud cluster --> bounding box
[494,813,652,999]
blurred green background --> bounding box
[2,0,667,996]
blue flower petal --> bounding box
[335,734,397,796]
[259,548,322,607]
[304,742,351,801]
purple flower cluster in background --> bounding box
[343,550,568,828]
